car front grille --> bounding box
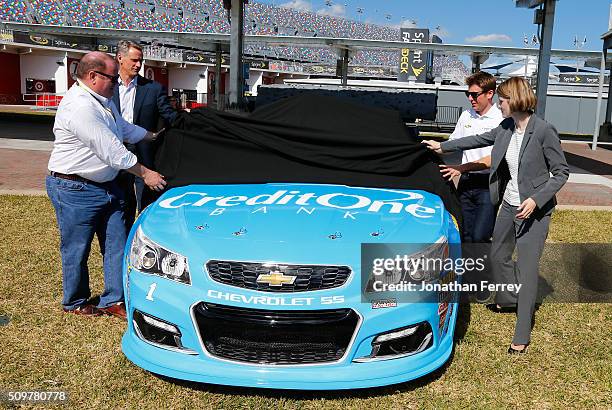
[205,260,351,292]
[193,303,359,365]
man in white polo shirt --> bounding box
[439,72,503,301]
[46,51,166,319]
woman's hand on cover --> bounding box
[516,198,537,219]
[421,140,443,154]
[439,164,462,180]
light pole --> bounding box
[356,7,364,22]
[523,33,539,80]
[573,35,587,73]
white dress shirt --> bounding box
[118,76,137,124]
[503,128,525,206]
[48,82,147,183]
[448,104,503,174]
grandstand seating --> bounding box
[2,0,468,77]
[29,0,64,25]
[0,0,30,23]
[63,0,98,27]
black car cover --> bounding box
[155,93,462,225]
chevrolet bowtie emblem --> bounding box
[257,271,296,287]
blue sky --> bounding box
[260,0,610,51]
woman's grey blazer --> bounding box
[441,114,569,215]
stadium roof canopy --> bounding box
[1,21,606,61]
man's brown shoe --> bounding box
[99,302,127,320]
[63,304,102,316]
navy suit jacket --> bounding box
[112,75,177,169]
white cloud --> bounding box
[317,4,346,17]
[279,0,312,12]
[465,34,512,44]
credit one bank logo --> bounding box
[158,188,437,218]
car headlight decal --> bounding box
[129,227,191,285]
[365,236,448,292]
[405,237,449,283]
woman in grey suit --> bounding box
[423,77,569,354]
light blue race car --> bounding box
[122,182,461,389]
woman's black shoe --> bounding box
[486,303,517,313]
[507,345,528,354]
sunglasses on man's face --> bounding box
[93,70,119,84]
[464,90,486,100]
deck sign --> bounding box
[398,28,429,83]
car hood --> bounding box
[138,183,448,249]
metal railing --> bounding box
[22,93,63,110]
[417,105,463,132]
[434,106,462,125]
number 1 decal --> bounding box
[146,283,157,301]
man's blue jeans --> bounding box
[458,173,495,244]
[458,173,496,296]
[46,175,126,310]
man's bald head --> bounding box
[76,51,115,80]
[76,51,118,98]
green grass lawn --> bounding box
[0,196,610,409]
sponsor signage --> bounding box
[158,188,437,219]
[182,53,265,69]
[183,51,209,63]
[348,66,394,77]
[304,64,393,77]
[398,28,429,83]
[14,32,51,46]
[13,31,99,51]
[305,64,334,75]
[182,53,269,69]
[0,31,14,42]
[26,78,56,93]
[96,41,118,54]
[559,73,608,85]
[246,59,269,70]
[183,51,228,65]
[371,299,397,309]
[51,38,83,49]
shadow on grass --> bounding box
[150,303,472,400]
[454,299,471,343]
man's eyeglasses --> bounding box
[464,90,486,100]
[93,70,119,84]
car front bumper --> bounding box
[122,270,458,390]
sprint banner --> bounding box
[398,28,429,83]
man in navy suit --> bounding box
[112,40,177,231]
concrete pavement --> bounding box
[1,138,610,210]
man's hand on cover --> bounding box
[422,140,443,154]
[127,161,166,192]
[143,128,166,142]
[142,168,167,192]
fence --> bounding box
[22,93,63,110]
[418,105,462,132]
